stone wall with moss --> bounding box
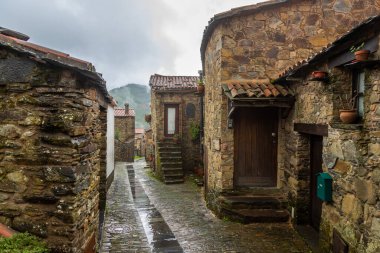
[281,39,380,253]
[0,48,107,252]
[114,115,134,162]
[151,91,201,173]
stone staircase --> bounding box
[217,188,290,223]
[157,140,184,184]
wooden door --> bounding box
[234,107,278,187]
[164,104,179,137]
[310,135,323,231]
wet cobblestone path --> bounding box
[100,162,150,253]
[101,160,311,253]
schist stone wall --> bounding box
[144,129,154,168]
[282,40,380,253]
[0,47,110,252]
[151,91,201,172]
[114,105,135,162]
[202,0,380,198]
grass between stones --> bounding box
[0,232,50,253]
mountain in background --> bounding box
[109,83,150,129]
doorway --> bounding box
[310,135,323,231]
[164,104,179,137]
[234,107,278,187]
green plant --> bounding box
[197,80,204,85]
[0,232,50,253]
[189,122,200,141]
[338,94,358,110]
[115,128,121,141]
[349,42,365,53]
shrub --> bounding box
[189,122,200,141]
[0,232,49,253]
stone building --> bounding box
[271,15,380,253]
[114,103,135,162]
[144,128,154,167]
[0,27,113,252]
[149,74,201,183]
[134,128,145,157]
[200,0,380,249]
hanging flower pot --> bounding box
[197,84,205,93]
[145,114,151,123]
[312,71,328,79]
[339,109,358,124]
[354,50,370,61]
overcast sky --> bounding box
[2,0,263,89]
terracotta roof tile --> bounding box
[149,74,198,91]
[135,128,145,134]
[115,108,135,117]
[0,28,112,103]
[222,79,293,99]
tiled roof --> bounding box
[149,74,198,91]
[115,108,135,117]
[201,0,290,68]
[0,27,111,103]
[135,128,145,134]
[276,15,380,82]
[222,80,294,99]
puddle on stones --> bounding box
[127,165,183,253]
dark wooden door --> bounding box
[310,135,323,231]
[164,104,179,137]
[234,107,278,187]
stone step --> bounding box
[222,208,290,223]
[159,151,182,157]
[223,187,283,196]
[164,173,184,180]
[162,168,183,175]
[164,178,184,184]
[157,142,181,146]
[218,195,287,210]
[158,147,182,152]
[160,157,182,162]
[164,172,184,178]
[161,162,182,168]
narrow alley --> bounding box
[101,160,311,253]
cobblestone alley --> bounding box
[101,160,311,253]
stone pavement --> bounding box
[101,160,312,253]
[100,162,150,253]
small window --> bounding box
[185,103,196,118]
[353,71,365,118]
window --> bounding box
[185,103,196,118]
[352,70,365,118]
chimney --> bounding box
[124,103,129,114]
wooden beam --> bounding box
[294,123,328,136]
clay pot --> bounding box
[312,71,327,79]
[354,50,370,61]
[197,84,205,93]
[339,109,358,124]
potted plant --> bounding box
[350,42,370,62]
[338,94,358,124]
[312,71,328,79]
[197,80,205,93]
[172,134,180,143]
[145,114,151,123]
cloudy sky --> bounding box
[2,0,263,89]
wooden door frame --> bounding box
[164,104,179,137]
[294,123,327,230]
[233,107,279,188]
